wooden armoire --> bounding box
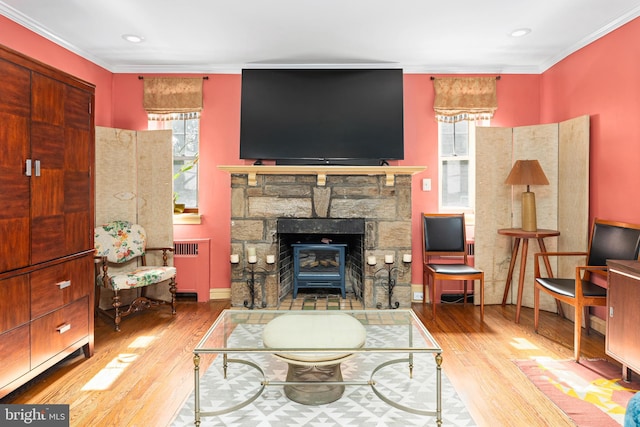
[0,45,95,398]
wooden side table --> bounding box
[498,228,560,323]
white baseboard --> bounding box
[210,288,231,300]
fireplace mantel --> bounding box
[218,165,426,186]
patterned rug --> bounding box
[171,323,476,426]
[515,357,640,426]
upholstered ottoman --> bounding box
[262,313,367,405]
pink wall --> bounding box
[404,74,541,281]
[110,74,241,289]
[6,13,640,295]
[541,17,640,224]
[110,73,539,290]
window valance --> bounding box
[147,112,200,122]
[433,77,497,122]
[143,77,203,114]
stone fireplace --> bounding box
[224,166,423,308]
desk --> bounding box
[499,228,560,323]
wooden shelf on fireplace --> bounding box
[218,165,426,187]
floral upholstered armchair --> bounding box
[94,220,177,331]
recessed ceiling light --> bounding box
[510,28,532,38]
[122,34,144,43]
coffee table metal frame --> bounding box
[192,309,443,426]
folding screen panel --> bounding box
[474,126,513,305]
[557,117,590,276]
[95,127,137,225]
[94,126,174,306]
[135,130,174,267]
[475,115,589,312]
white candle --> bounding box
[247,247,256,257]
[367,255,377,265]
[385,254,394,264]
[266,255,275,264]
[248,255,257,264]
[403,253,412,263]
[230,254,240,264]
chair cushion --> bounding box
[107,266,176,291]
[427,263,481,275]
[95,220,147,263]
[535,277,607,298]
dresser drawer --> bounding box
[31,255,92,319]
[0,324,30,392]
[31,297,89,368]
[0,274,29,333]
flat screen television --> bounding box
[239,68,404,166]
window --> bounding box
[438,119,488,212]
[148,113,200,212]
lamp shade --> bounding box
[505,160,548,232]
[504,160,549,186]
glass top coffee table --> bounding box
[193,309,443,426]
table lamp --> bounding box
[505,160,549,232]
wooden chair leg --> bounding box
[112,290,122,332]
[463,280,468,306]
[95,282,101,313]
[422,270,427,304]
[479,277,484,322]
[170,278,177,315]
[431,274,437,320]
[584,306,591,335]
[574,305,582,362]
[534,286,540,332]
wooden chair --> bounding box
[422,213,484,321]
[534,218,640,361]
[94,220,177,331]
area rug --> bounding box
[515,357,640,426]
[171,324,476,426]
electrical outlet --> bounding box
[413,291,423,301]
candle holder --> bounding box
[231,256,275,309]
[369,255,411,309]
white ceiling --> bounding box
[1,0,639,74]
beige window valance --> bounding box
[433,77,497,122]
[148,112,200,122]
[143,77,203,114]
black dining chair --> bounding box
[422,213,484,322]
[534,218,640,361]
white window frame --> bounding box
[437,119,489,215]
[148,113,200,213]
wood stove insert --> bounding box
[292,243,347,298]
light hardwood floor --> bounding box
[1,297,615,426]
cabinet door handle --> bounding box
[34,160,41,177]
[25,159,32,176]
[57,280,71,290]
[56,323,71,334]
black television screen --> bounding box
[239,68,404,165]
